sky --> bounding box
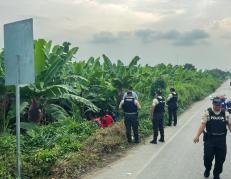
[0,0,231,70]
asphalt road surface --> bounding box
[84,81,231,179]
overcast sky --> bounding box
[0,0,231,70]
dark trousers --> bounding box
[204,136,227,177]
[152,113,164,141]
[168,107,177,125]
[124,113,139,142]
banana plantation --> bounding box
[0,39,229,178]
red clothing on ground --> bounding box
[101,114,113,128]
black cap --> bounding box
[156,89,162,95]
[212,97,222,106]
[127,91,132,95]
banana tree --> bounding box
[0,50,18,133]
[71,56,117,113]
[0,50,7,132]
[1,39,99,129]
[29,40,98,121]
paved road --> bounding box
[84,81,231,179]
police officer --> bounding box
[219,96,226,110]
[119,91,141,143]
[226,100,231,114]
[193,97,231,179]
[150,90,165,144]
[167,88,178,126]
[123,86,138,100]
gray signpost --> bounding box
[4,18,34,178]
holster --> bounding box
[203,131,227,142]
[203,131,208,142]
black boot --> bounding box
[150,139,157,144]
[150,134,157,144]
[204,169,210,178]
[213,175,220,179]
[159,136,165,142]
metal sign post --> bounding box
[16,84,21,178]
[4,18,34,178]
[16,55,21,178]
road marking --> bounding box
[134,100,209,178]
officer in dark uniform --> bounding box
[119,91,141,143]
[193,97,231,179]
[226,100,231,114]
[150,90,165,144]
[167,88,178,126]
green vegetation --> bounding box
[0,39,230,178]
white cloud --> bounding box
[0,0,163,44]
[135,29,209,46]
[210,18,231,32]
[90,29,210,47]
[79,0,163,31]
[0,0,231,70]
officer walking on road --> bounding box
[193,97,231,179]
[119,91,141,143]
[150,90,165,144]
[167,88,178,126]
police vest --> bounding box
[206,108,227,135]
[154,96,165,114]
[227,101,231,108]
[169,92,177,104]
[123,97,138,113]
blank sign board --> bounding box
[4,18,35,85]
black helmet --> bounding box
[212,97,222,106]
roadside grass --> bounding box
[52,122,129,178]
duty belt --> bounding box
[204,131,227,136]
[210,132,226,136]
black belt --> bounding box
[204,131,227,136]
